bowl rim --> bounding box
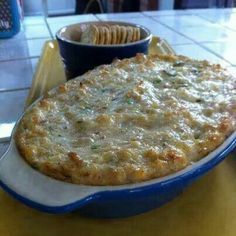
[55,21,152,48]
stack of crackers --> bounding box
[80,24,141,45]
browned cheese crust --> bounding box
[15,54,236,185]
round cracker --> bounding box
[103,26,111,45]
[98,26,105,45]
[120,26,127,44]
[131,27,137,42]
[117,25,122,44]
[102,24,111,45]
[135,27,141,42]
[116,25,122,44]
[126,26,133,43]
[110,25,117,44]
[80,25,98,44]
[92,24,99,44]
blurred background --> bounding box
[23,0,236,16]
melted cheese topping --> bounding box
[15,54,236,185]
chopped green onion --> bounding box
[126,98,133,105]
[196,98,202,103]
[154,78,162,84]
[102,88,110,93]
[91,144,100,150]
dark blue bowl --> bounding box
[56,21,152,79]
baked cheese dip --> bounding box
[15,54,236,185]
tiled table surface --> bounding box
[0,8,236,156]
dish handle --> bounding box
[0,140,100,213]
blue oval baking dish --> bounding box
[0,117,235,218]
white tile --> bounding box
[26,38,50,58]
[153,15,213,28]
[0,90,28,125]
[0,38,50,61]
[174,24,236,43]
[0,89,28,142]
[143,10,192,16]
[46,14,97,24]
[96,12,144,20]
[6,24,49,41]
[47,14,98,37]
[172,44,229,66]
[186,8,236,15]
[227,66,236,76]
[23,24,51,39]
[145,22,192,45]
[31,58,39,73]
[0,142,9,157]
[0,59,33,91]
[201,42,236,65]
[97,17,193,45]
[197,11,235,23]
[198,12,236,30]
[222,8,236,13]
[23,16,46,25]
[144,8,236,17]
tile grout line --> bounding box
[0,141,10,145]
[44,15,54,39]
[0,56,39,63]
[19,36,50,40]
[199,44,236,66]
[170,40,232,46]
[196,14,236,33]
[0,142,10,149]
[95,13,149,21]
[146,14,234,66]
[144,14,197,43]
[93,14,102,21]
[141,11,194,17]
[0,87,30,93]
[3,36,50,42]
